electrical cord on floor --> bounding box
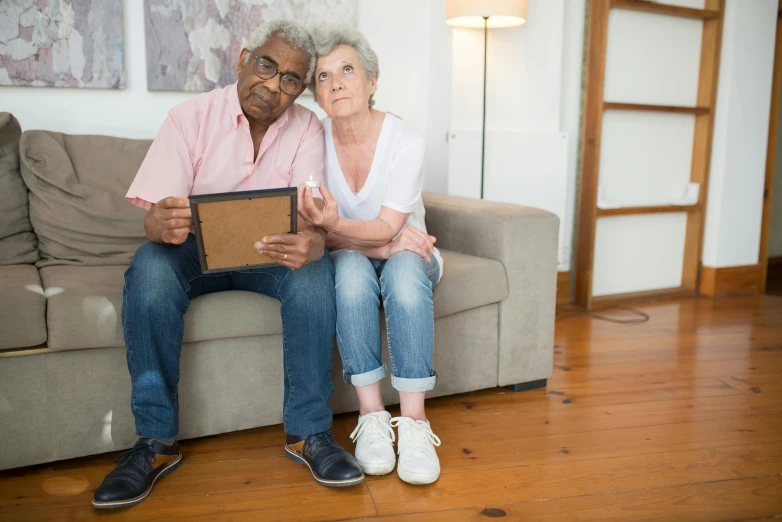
[556,305,650,324]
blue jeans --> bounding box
[123,234,336,439]
[331,250,440,392]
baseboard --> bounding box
[699,264,762,297]
[557,271,570,305]
[769,256,782,269]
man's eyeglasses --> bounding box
[248,52,304,96]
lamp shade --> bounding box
[445,0,526,28]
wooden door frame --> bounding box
[759,0,782,294]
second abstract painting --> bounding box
[144,0,358,92]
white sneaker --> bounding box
[350,411,397,475]
[391,417,442,485]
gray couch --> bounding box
[0,112,559,471]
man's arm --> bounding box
[127,113,196,245]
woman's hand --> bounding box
[382,226,436,262]
[298,184,341,232]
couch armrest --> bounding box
[423,192,559,387]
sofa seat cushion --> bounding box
[0,265,47,349]
[19,131,151,268]
[434,250,508,319]
[40,266,283,351]
[39,250,508,351]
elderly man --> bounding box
[92,21,363,509]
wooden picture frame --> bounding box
[190,188,298,274]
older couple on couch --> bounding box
[93,20,443,509]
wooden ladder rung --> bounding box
[603,102,710,115]
[597,204,700,217]
[611,0,720,20]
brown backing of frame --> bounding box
[197,196,292,270]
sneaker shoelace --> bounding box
[390,417,442,458]
[350,412,396,446]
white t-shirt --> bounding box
[322,114,443,280]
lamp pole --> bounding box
[480,15,489,200]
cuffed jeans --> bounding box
[331,250,440,392]
[123,234,336,439]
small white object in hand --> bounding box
[304,175,321,188]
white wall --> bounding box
[702,0,777,268]
[447,0,578,270]
[356,0,451,193]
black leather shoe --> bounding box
[92,438,182,509]
[285,431,364,487]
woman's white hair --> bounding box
[310,24,379,108]
[244,20,317,84]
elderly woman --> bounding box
[297,25,443,485]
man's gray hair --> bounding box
[244,20,317,84]
[310,24,379,108]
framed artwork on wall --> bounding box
[0,0,125,89]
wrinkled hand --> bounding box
[145,196,192,245]
[254,231,314,270]
[383,226,436,263]
[297,184,340,231]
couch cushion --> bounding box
[39,250,508,351]
[0,265,47,349]
[19,131,151,267]
[434,250,508,319]
[40,266,284,351]
[0,113,38,265]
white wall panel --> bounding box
[593,213,688,296]
[604,9,703,106]
[599,111,695,207]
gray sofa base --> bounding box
[0,303,501,471]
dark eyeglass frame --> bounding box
[248,52,305,96]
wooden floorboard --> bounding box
[1,296,781,520]
[347,476,782,522]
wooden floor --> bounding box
[2,296,782,521]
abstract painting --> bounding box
[144,0,358,92]
[0,0,125,89]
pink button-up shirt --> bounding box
[126,82,324,210]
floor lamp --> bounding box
[446,0,526,199]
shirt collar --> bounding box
[229,82,291,131]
